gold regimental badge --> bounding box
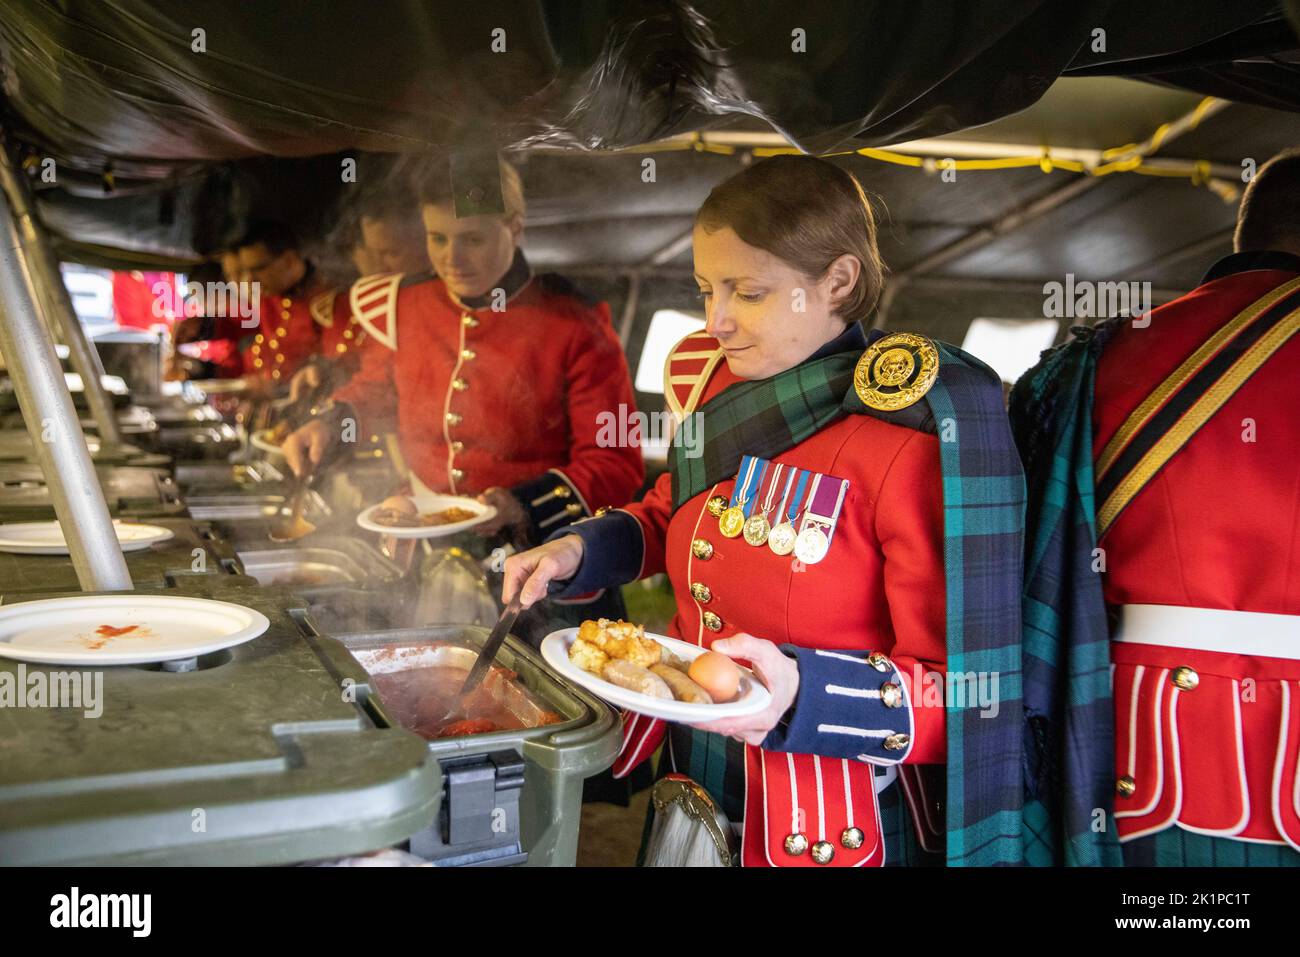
[853,333,940,412]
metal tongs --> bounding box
[267,435,346,542]
[268,458,319,543]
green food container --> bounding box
[326,623,621,867]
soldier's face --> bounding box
[235,243,303,297]
[421,204,521,300]
[360,216,427,275]
[693,224,848,380]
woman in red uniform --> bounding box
[504,156,1027,867]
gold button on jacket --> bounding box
[810,840,835,864]
[690,582,712,604]
[691,538,714,560]
[1171,666,1199,691]
[702,611,723,632]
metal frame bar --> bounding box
[0,136,123,446]
[0,139,132,592]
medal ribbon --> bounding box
[773,466,798,523]
[741,458,769,519]
[758,463,784,522]
[785,468,811,525]
[730,455,760,509]
[802,475,849,543]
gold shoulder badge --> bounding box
[854,333,939,411]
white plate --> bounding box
[250,429,287,458]
[356,493,496,539]
[541,627,771,722]
[0,521,175,556]
[0,594,270,665]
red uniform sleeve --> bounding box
[555,305,644,509]
[514,303,644,533]
[620,469,674,577]
[331,337,396,430]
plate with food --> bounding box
[356,492,495,538]
[0,520,175,556]
[540,618,771,722]
[250,421,292,457]
[0,594,270,665]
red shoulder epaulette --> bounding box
[663,330,724,419]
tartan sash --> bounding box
[1009,320,1124,866]
[668,330,1027,866]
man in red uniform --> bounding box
[1095,148,1300,865]
[174,221,324,389]
[282,156,643,548]
[1017,148,1300,866]
[296,194,431,399]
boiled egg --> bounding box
[689,650,741,703]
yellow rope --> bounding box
[643,96,1231,195]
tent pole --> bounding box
[0,153,133,592]
[0,135,124,446]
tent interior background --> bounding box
[29,77,1300,438]
[3,0,1300,869]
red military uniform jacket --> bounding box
[331,254,643,533]
[1095,251,1300,847]
[309,287,373,379]
[206,267,323,384]
[557,327,949,866]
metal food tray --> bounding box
[332,626,604,747]
[236,536,401,590]
[186,491,329,522]
[0,463,184,518]
[351,641,559,732]
[174,460,284,491]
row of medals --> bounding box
[705,482,830,563]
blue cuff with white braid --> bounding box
[512,470,588,543]
[761,645,914,763]
[545,510,644,598]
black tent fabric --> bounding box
[1,0,1298,265]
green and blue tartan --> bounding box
[1123,829,1300,867]
[1008,320,1124,866]
[669,330,1027,866]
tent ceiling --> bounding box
[2,2,1299,291]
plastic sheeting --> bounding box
[0,0,1297,265]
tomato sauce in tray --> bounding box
[369,661,562,740]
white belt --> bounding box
[1115,604,1300,660]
